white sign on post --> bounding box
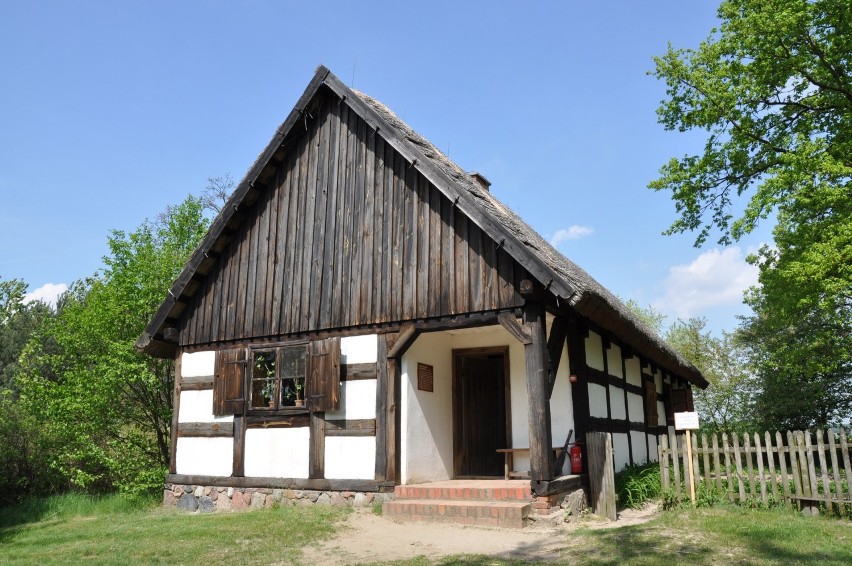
[674,411,700,431]
[674,411,700,506]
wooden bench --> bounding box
[496,447,564,480]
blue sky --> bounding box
[0,1,772,335]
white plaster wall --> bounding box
[625,357,642,387]
[549,340,574,454]
[175,437,233,476]
[606,344,623,378]
[612,432,630,472]
[401,331,454,483]
[244,428,309,478]
[648,434,659,462]
[589,382,608,418]
[609,385,626,420]
[181,351,215,377]
[585,331,604,371]
[325,380,377,420]
[630,431,648,463]
[340,334,377,364]
[178,390,234,423]
[325,436,376,480]
[627,392,644,424]
[657,401,667,426]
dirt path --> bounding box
[300,504,660,565]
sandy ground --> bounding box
[300,503,660,565]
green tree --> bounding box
[17,196,208,494]
[651,0,851,430]
[665,318,756,434]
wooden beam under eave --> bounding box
[523,300,553,483]
[498,312,532,344]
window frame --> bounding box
[246,339,310,416]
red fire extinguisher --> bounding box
[570,439,584,474]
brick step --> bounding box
[383,499,531,529]
[393,484,532,502]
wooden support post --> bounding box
[566,317,590,443]
[523,300,553,483]
[309,412,325,479]
[587,431,617,520]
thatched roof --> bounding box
[137,65,707,388]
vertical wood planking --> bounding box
[416,175,429,315]
[722,433,734,502]
[319,101,342,329]
[299,105,322,330]
[733,434,746,502]
[349,116,366,325]
[659,435,670,490]
[765,431,779,503]
[804,431,818,499]
[361,124,376,323]
[754,432,767,506]
[701,434,712,490]
[777,431,791,509]
[816,429,832,513]
[744,434,755,498]
[401,164,416,320]
[841,429,852,502]
[788,430,804,501]
[828,430,844,512]
[670,432,681,501]
[712,434,723,494]
[309,102,332,330]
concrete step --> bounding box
[383,499,531,529]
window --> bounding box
[212,337,341,417]
[250,346,307,410]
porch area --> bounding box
[382,477,585,528]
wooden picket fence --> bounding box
[658,429,852,514]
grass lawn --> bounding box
[2,495,851,565]
[0,493,348,565]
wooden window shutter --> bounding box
[644,379,658,426]
[213,348,247,416]
[664,382,675,423]
[306,337,341,412]
[671,389,689,414]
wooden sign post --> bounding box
[674,411,700,505]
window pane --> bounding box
[251,350,276,408]
[279,347,306,407]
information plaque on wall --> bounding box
[417,363,434,392]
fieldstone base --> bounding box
[163,483,391,513]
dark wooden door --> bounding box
[453,348,509,477]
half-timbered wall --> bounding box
[581,327,694,471]
[172,335,380,482]
[179,92,524,348]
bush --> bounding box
[615,462,662,509]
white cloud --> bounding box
[24,283,68,308]
[550,225,594,247]
[652,247,759,319]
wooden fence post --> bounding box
[587,431,617,521]
[659,435,670,491]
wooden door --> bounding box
[453,347,511,477]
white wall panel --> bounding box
[606,344,623,378]
[178,390,233,423]
[630,431,648,463]
[325,380,377,420]
[589,383,608,418]
[175,437,233,476]
[244,428,309,478]
[181,351,215,377]
[648,434,659,462]
[325,437,376,480]
[627,392,645,424]
[340,334,377,364]
[612,433,630,472]
[585,332,604,371]
[609,386,626,420]
[625,357,642,387]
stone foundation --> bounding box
[163,483,391,513]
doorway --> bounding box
[452,347,511,477]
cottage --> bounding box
[138,65,707,521]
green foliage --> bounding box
[651,0,852,432]
[666,318,757,435]
[615,463,662,509]
[14,195,208,495]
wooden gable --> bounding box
[178,90,525,347]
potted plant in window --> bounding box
[262,379,276,408]
[293,380,304,407]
